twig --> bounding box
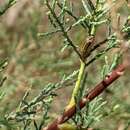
[85,43,116,67]
[0,0,16,16]
[42,63,126,130]
[0,77,7,87]
[90,38,108,53]
[87,0,95,13]
[45,0,83,61]
[57,2,89,29]
[65,60,85,111]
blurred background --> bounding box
[0,0,130,130]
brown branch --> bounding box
[42,64,126,130]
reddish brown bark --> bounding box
[43,64,125,130]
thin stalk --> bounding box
[45,0,82,60]
[90,24,96,36]
[0,0,16,16]
[65,60,85,111]
[65,18,96,111]
[57,2,89,29]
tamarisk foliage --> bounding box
[5,0,130,130]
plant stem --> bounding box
[65,60,85,111]
[65,21,96,111]
[42,64,125,130]
[45,0,82,60]
[90,24,96,36]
